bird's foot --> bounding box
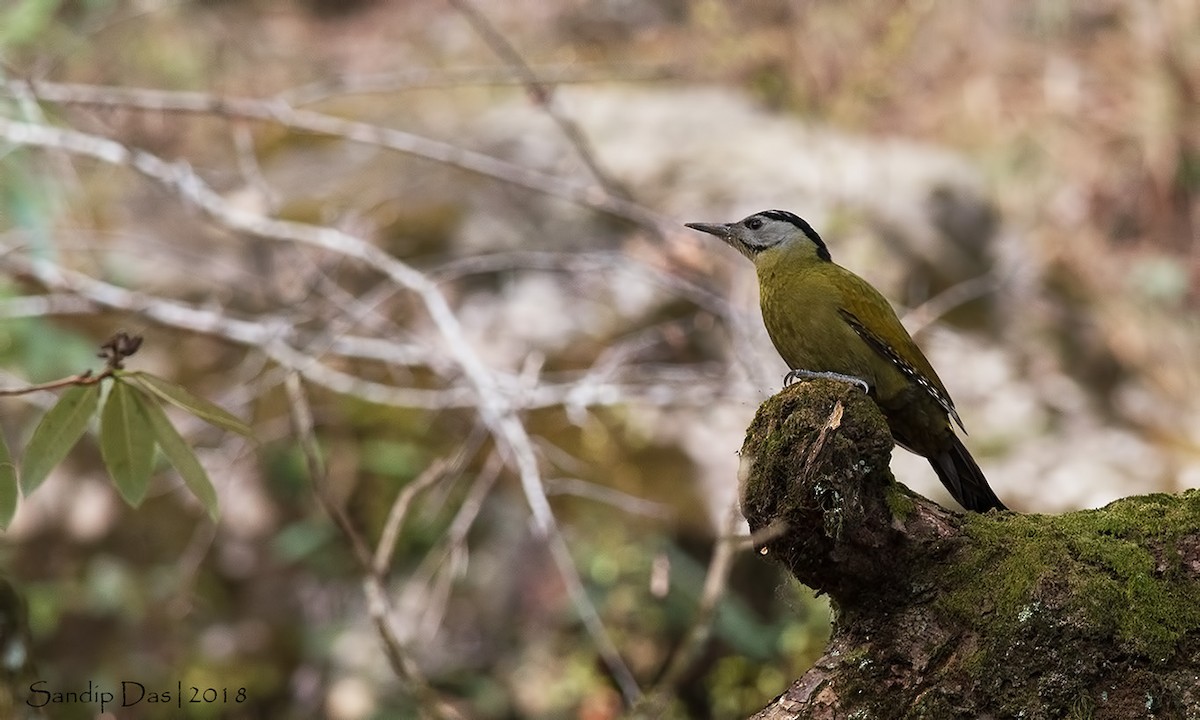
[783,369,870,394]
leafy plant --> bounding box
[0,332,253,528]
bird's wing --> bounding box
[836,301,966,434]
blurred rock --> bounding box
[475,86,998,284]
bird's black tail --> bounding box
[930,435,1007,512]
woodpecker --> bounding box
[687,210,1006,512]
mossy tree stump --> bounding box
[742,380,1200,720]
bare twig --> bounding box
[634,499,745,716]
[446,0,630,197]
[736,518,792,553]
[0,80,669,231]
[902,271,1003,337]
[283,372,461,719]
[545,519,642,702]
[0,292,92,317]
[799,399,845,481]
[0,370,104,396]
[0,330,140,395]
[280,63,674,105]
[373,459,450,576]
[401,448,504,641]
[0,255,458,390]
[230,122,280,215]
[0,114,642,705]
[0,266,743,412]
[283,372,373,568]
[544,477,674,519]
[443,451,505,553]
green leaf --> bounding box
[100,380,156,506]
[135,391,219,521]
[125,372,253,438]
[0,429,17,529]
[21,383,101,495]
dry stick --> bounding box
[0,270,738,412]
[0,369,108,396]
[283,372,461,720]
[0,330,140,395]
[281,63,674,105]
[650,498,745,699]
[0,255,471,408]
[373,458,450,576]
[799,399,845,481]
[544,477,674,519]
[445,0,629,197]
[737,518,792,553]
[370,419,488,582]
[8,78,764,390]
[902,271,1003,338]
[284,372,374,568]
[0,80,668,232]
[402,447,503,640]
[0,116,642,704]
[443,451,506,553]
[0,254,444,371]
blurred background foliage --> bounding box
[0,0,1197,718]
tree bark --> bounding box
[741,380,1200,720]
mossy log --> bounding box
[742,380,1200,720]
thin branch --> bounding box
[735,518,792,554]
[401,448,503,642]
[545,517,642,702]
[230,122,280,215]
[0,330,140,395]
[284,371,373,568]
[280,63,675,105]
[902,271,1003,337]
[799,399,845,481]
[373,458,450,576]
[446,0,629,196]
[0,267,745,411]
[0,292,92,317]
[374,460,451,573]
[644,499,744,706]
[544,477,674,520]
[0,80,669,231]
[0,369,104,396]
[0,255,453,375]
[0,114,642,705]
[443,451,505,552]
[0,368,60,410]
[282,372,461,719]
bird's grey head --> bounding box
[685,210,831,263]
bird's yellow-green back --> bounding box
[751,226,955,412]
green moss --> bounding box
[904,693,958,720]
[937,491,1200,664]
[884,483,918,522]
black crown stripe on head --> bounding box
[760,210,831,262]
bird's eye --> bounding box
[745,218,764,230]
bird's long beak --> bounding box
[684,222,731,240]
[686,221,755,261]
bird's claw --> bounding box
[783,369,870,394]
